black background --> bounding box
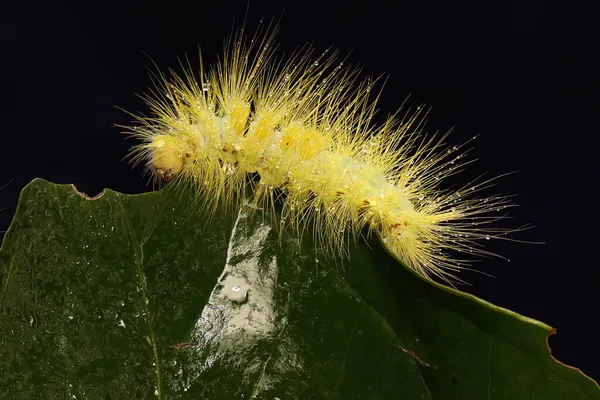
[4,0,599,385]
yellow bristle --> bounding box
[121,24,522,284]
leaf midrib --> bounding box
[117,196,163,398]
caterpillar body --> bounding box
[123,25,515,283]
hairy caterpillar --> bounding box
[122,24,517,283]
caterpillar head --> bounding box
[150,135,192,183]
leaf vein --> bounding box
[117,197,163,398]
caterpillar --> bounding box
[121,24,517,284]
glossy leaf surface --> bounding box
[1,179,598,399]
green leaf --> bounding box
[1,178,598,399]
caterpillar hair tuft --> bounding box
[121,23,522,284]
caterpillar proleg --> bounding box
[122,24,518,283]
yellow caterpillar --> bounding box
[122,25,516,283]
